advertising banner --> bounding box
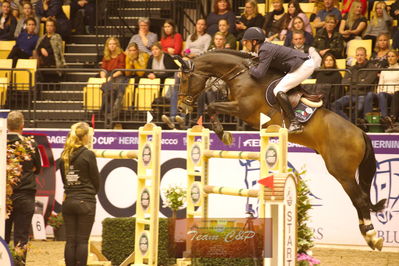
[25,128,399,247]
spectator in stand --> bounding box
[206,0,235,36]
[8,0,23,15]
[263,0,288,41]
[363,1,392,48]
[364,50,399,129]
[313,0,342,30]
[0,1,17,40]
[339,0,367,42]
[341,0,367,16]
[235,0,264,40]
[5,111,41,265]
[33,18,65,82]
[284,16,313,47]
[70,0,95,34]
[99,37,126,119]
[60,122,99,266]
[183,18,211,58]
[8,18,38,67]
[313,14,344,58]
[160,19,182,56]
[128,18,157,55]
[35,0,71,41]
[14,2,40,38]
[146,42,179,85]
[314,53,343,107]
[210,19,236,49]
[331,47,378,121]
[281,0,312,39]
[370,33,390,68]
[208,31,227,49]
[125,42,149,79]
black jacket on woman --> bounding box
[146,53,179,82]
[35,0,71,40]
[313,28,345,59]
[0,13,17,40]
[60,146,100,203]
[314,70,343,106]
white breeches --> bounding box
[273,58,316,95]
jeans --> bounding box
[5,194,35,246]
[331,95,365,121]
[363,92,392,117]
[100,76,127,113]
[169,73,181,118]
[62,198,96,266]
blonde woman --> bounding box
[339,0,367,42]
[125,42,149,78]
[364,1,393,48]
[60,122,99,266]
[370,33,391,68]
[100,37,126,118]
[236,0,264,40]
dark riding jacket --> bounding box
[249,42,310,79]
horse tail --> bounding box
[359,132,386,212]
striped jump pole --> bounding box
[0,109,9,239]
[181,125,297,266]
[93,123,161,266]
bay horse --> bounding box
[177,50,386,250]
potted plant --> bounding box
[48,212,65,241]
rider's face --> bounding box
[243,40,253,52]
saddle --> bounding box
[266,77,325,123]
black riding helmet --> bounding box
[242,27,265,43]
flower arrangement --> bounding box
[6,136,36,217]
[10,243,29,266]
[48,213,64,230]
[162,185,186,212]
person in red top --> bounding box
[100,37,126,120]
[160,19,183,55]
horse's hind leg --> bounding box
[338,177,383,251]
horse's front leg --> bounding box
[207,101,240,145]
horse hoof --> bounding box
[222,132,233,145]
[374,237,384,251]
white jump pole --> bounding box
[0,109,9,239]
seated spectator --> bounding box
[0,1,17,40]
[331,47,378,121]
[341,0,367,16]
[160,19,182,56]
[282,0,312,37]
[210,19,236,49]
[208,31,227,50]
[8,0,22,15]
[70,0,95,34]
[289,29,321,66]
[235,0,264,40]
[364,50,399,128]
[33,18,65,82]
[125,42,149,79]
[363,1,392,48]
[284,16,313,47]
[146,42,179,85]
[206,0,235,36]
[99,37,126,119]
[314,53,343,107]
[313,0,342,30]
[8,17,38,67]
[339,0,367,42]
[370,33,390,68]
[183,18,211,58]
[14,2,40,38]
[128,17,157,55]
[263,0,288,41]
[313,14,344,58]
[35,0,71,41]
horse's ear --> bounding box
[173,56,191,72]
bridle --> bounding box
[178,63,247,106]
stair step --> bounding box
[34,100,83,110]
[41,90,83,100]
[95,26,135,36]
[25,109,87,120]
[66,44,103,53]
[69,35,117,44]
[65,53,98,64]
[64,72,98,82]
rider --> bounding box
[242,27,317,133]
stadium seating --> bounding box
[0,41,15,59]
[83,77,106,110]
[14,59,37,90]
[135,78,161,111]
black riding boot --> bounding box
[276,91,303,134]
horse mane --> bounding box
[199,49,256,59]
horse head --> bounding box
[177,50,254,114]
